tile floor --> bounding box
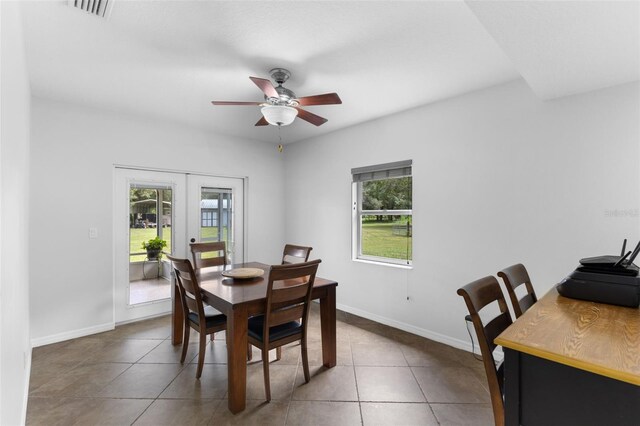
[27,305,494,425]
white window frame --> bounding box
[351,160,413,267]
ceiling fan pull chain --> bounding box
[277,125,284,153]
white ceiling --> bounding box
[20,1,639,144]
[466,0,640,100]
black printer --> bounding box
[557,239,640,308]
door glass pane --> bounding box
[129,184,172,305]
[200,187,233,260]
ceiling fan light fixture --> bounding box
[261,105,298,126]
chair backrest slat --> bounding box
[281,244,313,265]
[190,242,227,270]
[498,263,538,318]
[519,293,536,313]
[270,280,311,304]
[463,277,509,314]
[269,305,305,327]
[484,311,512,353]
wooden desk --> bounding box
[171,262,338,414]
[496,287,640,425]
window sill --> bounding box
[352,258,413,270]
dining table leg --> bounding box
[320,286,337,367]
[171,281,183,345]
[227,304,249,414]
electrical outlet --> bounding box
[89,227,98,239]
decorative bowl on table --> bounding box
[221,268,265,280]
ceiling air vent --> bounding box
[68,0,114,19]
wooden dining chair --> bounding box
[190,241,227,270]
[281,244,313,265]
[166,254,227,379]
[497,263,538,318]
[248,259,322,402]
[457,276,513,426]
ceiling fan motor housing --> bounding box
[271,86,297,105]
[265,68,298,106]
[270,68,291,85]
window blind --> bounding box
[130,183,172,190]
[202,187,232,195]
[351,160,412,182]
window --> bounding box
[352,160,412,266]
[201,210,215,227]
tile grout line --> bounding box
[347,320,365,426]
[130,338,187,425]
[282,342,301,426]
[128,334,201,425]
[398,333,443,425]
[407,364,441,426]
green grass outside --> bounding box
[131,223,410,263]
[130,228,172,262]
[129,227,224,262]
[362,221,412,261]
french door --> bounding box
[114,168,244,323]
[186,174,244,264]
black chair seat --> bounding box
[188,305,226,328]
[248,315,301,342]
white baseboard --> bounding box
[30,305,499,361]
[31,322,115,348]
[115,310,171,326]
[30,310,171,348]
[21,348,32,426]
[336,302,489,357]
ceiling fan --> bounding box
[211,68,342,127]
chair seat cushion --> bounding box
[188,305,226,328]
[248,315,301,343]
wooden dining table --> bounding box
[171,261,338,414]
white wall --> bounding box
[284,79,640,349]
[29,98,286,343]
[1,2,32,424]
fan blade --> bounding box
[297,93,342,106]
[295,107,328,126]
[249,77,279,99]
[255,116,269,126]
[211,101,262,105]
